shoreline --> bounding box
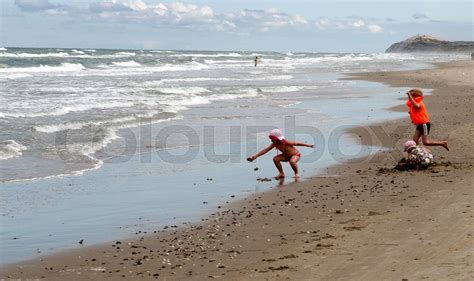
[0,70,410,264]
[1,60,473,280]
[0,51,460,183]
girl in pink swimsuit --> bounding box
[247,129,314,179]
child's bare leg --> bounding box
[273,155,286,178]
[413,130,422,145]
[421,135,449,151]
[289,155,300,178]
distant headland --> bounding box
[386,35,474,53]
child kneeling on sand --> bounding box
[247,129,314,178]
[406,88,449,150]
[395,140,434,171]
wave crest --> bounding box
[112,61,142,67]
[0,140,27,160]
[159,87,210,95]
[0,63,85,74]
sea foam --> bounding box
[0,140,27,160]
[0,63,86,74]
[112,61,142,67]
[114,52,136,56]
[34,116,137,133]
[5,101,136,118]
[159,87,210,95]
[71,49,86,55]
[170,52,242,58]
[260,86,304,93]
[0,52,71,58]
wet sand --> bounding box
[1,60,473,280]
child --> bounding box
[247,129,314,178]
[406,89,449,150]
[395,140,434,170]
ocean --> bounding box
[0,47,465,263]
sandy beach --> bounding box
[1,60,473,280]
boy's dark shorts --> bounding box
[416,122,431,135]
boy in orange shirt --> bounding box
[406,89,449,150]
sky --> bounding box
[1,0,473,52]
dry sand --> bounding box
[1,60,473,281]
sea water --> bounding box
[0,47,465,263]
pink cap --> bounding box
[404,140,416,151]
[269,128,284,141]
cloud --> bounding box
[14,0,57,12]
[169,2,213,17]
[367,24,383,33]
[412,13,428,20]
[15,0,74,15]
[88,0,149,13]
[352,20,365,28]
[294,15,308,25]
[225,8,308,33]
[84,1,217,26]
[167,2,214,25]
[315,18,331,30]
[89,2,133,13]
[13,1,382,34]
[314,17,383,34]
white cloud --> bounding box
[294,15,308,25]
[169,2,213,17]
[215,20,236,31]
[169,2,214,19]
[227,8,308,32]
[44,8,69,16]
[13,1,382,34]
[367,24,383,33]
[314,17,383,34]
[83,1,216,26]
[352,20,365,28]
[125,0,148,11]
[315,18,330,30]
[89,2,132,13]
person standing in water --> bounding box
[254,56,260,67]
[247,129,314,178]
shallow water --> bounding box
[1,78,412,265]
[0,48,462,181]
[0,48,459,264]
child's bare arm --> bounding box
[287,141,314,148]
[407,92,421,108]
[248,144,275,161]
